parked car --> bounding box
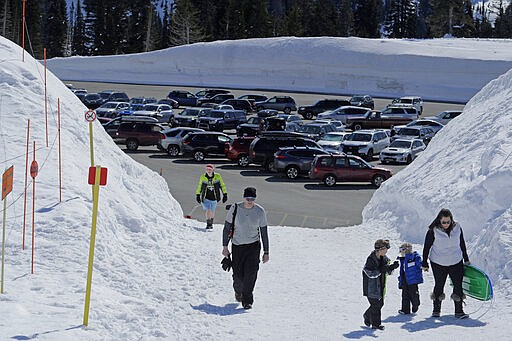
[349,95,375,109]
[181,131,233,161]
[197,109,247,131]
[379,138,426,164]
[297,122,337,141]
[226,136,256,167]
[380,106,419,119]
[345,110,415,131]
[391,126,436,145]
[309,154,392,187]
[102,115,159,138]
[341,129,390,160]
[157,98,180,109]
[95,101,130,118]
[256,109,279,118]
[423,110,463,125]
[113,120,164,151]
[196,93,235,107]
[274,147,330,179]
[236,116,265,137]
[82,93,103,109]
[298,99,351,119]
[312,119,345,132]
[317,106,372,124]
[399,119,444,134]
[221,99,255,112]
[317,132,353,152]
[195,88,231,98]
[391,96,423,114]
[167,90,198,107]
[238,94,268,103]
[249,132,320,171]
[255,96,297,114]
[98,90,130,104]
[133,104,174,123]
[174,107,212,127]
[274,114,303,131]
[130,97,157,106]
[158,127,204,156]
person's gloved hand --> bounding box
[196,194,201,204]
[222,193,228,203]
[221,256,232,272]
[389,261,399,270]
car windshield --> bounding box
[397,98,413,104]
[300,125,321,134]
[321,134,345,142]
[86,94,100,100]
[351,96,364,102]
[181,109,200,116]
[209,112,225,118]
[398,128,420,136]
[247,117,262,124]
[389,140,412,148]
[348,133,372,142]
[131,98,144,104]
[143,104,159,111]
[101,103,117,108]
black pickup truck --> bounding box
[345,111,415,131]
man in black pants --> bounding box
[222,187,269,309]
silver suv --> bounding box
[391,96,423,114]
[158,127,204,156]
[341,129,390,160]
[255,96,297,114]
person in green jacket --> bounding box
[196,164,227,229]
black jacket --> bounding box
[362,251,394,299]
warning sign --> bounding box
[85,110,97,122]
[2,166,13,200]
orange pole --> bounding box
[58,99,62,202]
[22,0,26,62]
[22,119,30,250]
[44,48,48,147]
[31,141,35,274]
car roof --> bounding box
[392,138,423,143]
[188,131,228,136]
[397,96,421,100]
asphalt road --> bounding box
[71,81,465,228]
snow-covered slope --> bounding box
[46,37,512,103]
[364,68,512,281]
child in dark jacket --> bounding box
[362,239,399,330]
[397,242,423,314]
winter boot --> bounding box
[431,292,445,317]
[206,218,213,229]
[235,292,243,302]
[452,293,469,319]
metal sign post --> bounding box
[85,110,97,167]
[1,166,14,293]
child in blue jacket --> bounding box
[397,242,423,314]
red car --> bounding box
[226,136,255,167]
[309,154,392,187]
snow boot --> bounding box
[206,218,213,229]
[452,293,469,319]
[431,292,444,317]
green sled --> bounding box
[451,264,493,301]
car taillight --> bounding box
[183,140,190,145]
[275,155,285,159]
[160,133,165,139]
[313,166,318,174]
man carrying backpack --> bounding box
[222,187,269,310]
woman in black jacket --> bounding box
[422,208,470,319]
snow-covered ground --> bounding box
[1,36,511,340]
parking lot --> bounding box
[71,81,464,228]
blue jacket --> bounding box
[397,251,423,288]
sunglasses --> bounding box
[245,198,255,202]
[440,220,451,225]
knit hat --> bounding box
[399,242,413,254]
[374,239,390,250]
[243,187,257,198]
[205,164,214,170]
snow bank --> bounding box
[363,68,512,280]
[46,37,512,103]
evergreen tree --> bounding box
[43,0,67,58]
[493,0,512,38]
[160,1,172,48]
[24,0,43,58]
[353,0,382,38]
[417,0,432,38]
[430,0,474,37]
[384,0,417,38]
[72,0,88,55]
[170,0,204,45]
[339,0,354,37]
